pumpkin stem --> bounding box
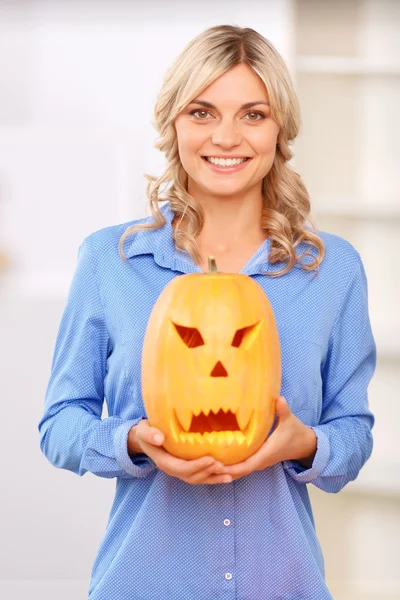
[208,256,218,273]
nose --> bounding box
[210,361,228,377]
[211,119,242,148]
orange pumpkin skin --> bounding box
[141,268,281,465]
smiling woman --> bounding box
[118,25,324,276]
[38,23,376,600]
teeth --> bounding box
[178,430,245,446]
[236,403,252,431]
[179,432,204,445]
[206,157,247,166]
[192,405,202,417]
[177,406,192,432]
[195,433,205,445]
[225,431,234,445]
[176,405,253,444]
[234,431,246,445]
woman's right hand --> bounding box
[128,419,232,485]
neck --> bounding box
[195,196,266,252]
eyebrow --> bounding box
[188,98,270,109]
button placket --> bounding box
[217,484,235,587]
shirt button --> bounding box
[223,519,231,526]
[225,572,233,580]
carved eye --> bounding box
[231,321,262,349]
[172,323,205,348]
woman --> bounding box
[38,25,376,599]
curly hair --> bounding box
[118,25,324,277]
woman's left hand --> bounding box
[221,396,318,481]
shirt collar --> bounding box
[123,202,316,276]
[123,202,198,274]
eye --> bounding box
[231,321,262,349]
[172,323,205,348]
[190,109,211,120]
[245,111,265,121]
[189,109,266,122]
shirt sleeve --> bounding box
[283,254,376,492]
[38,237,157,479]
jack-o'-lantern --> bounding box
[141,257,281,465]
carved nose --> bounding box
[210,361,228,377]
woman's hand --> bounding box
[220,396,318,482]
[128,419,233,485]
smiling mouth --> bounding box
[201,156,252,166]
[172,408,254,447]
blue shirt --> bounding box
[38,201,376,600]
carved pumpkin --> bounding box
[141,257,281,465]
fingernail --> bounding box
[153,434,163,443]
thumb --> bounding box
[151,430,164,445]
[137,420,165,446]
[276,395,291,422]
[147,427,165,446]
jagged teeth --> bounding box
[225,431,234,445]
[236,403,252,431]
[178,431,246,445]
[178,406,231,426]
[192,405,202,417]
[179,432,204,444]
[177,405,252,436]
[178,406,192,432]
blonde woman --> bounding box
[39,25,376,599]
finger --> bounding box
[137,438,172,466]
[186,461,226,484]
[136,422,165,447]
[276,395,291,423]
[176,455,220,477]
[221,455,257,477]
[221,463,252,477]
[139,439,217,477]
[169,456,216,478]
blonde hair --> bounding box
[119,25,324,277]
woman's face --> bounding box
[174,63,280,201]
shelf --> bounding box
[296,56,400,76]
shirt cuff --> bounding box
[282,426,330,483]
[113,418,157,478]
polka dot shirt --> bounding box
[38,202,376,599]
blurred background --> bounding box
[0,1,399,598]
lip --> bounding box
[201,156,253,174]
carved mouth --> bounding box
[190,408,239,433]
[172,407,254,447]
